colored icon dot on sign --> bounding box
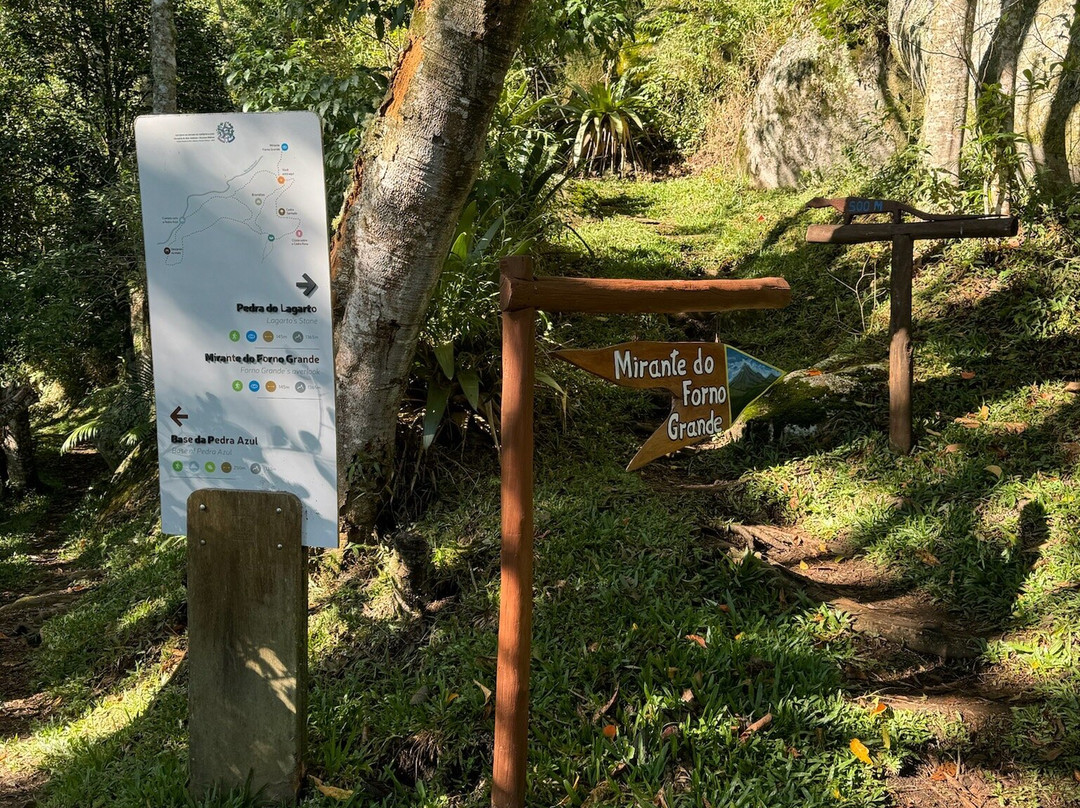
[221,462,232,473]
[277,175,285,184]
[281,143,289,151]
[163,247,171,255]
[229,330,240,342]
[255,198,263,206]
[232,380,243,392]
[278,207,286,216]
[171,461,183,472]
[263,331,274,342]
[249,380,260,392]
[179,217,185,223]
[265,381,277,392]
[187,461,199,471]
[250,463,261,474]
[294,382,306,393]
[246,330,257,342]
[292,331,304,343]
[267,234,275,242]
[204,462,216,473]
[295,229,303,238]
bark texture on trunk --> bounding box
[920,0,976,182]
[1,384,39,497]
[331,1,532,541]
[151,0,178,115]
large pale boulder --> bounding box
[742,31,905,188]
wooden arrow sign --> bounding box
[555,342,782,470]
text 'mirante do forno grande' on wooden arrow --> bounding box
[555,342,783,470]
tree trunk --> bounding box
[1,385,40,497]
[920,0,976,183]
[151,0,178,115]
[133,0,177,360]
[331,1,532,542]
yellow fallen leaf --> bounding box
[979,405,990,420]
[474,680,492,706]
[798,560,809,570]
[916,549,941,566]
[445,692,459,705]
[686,634,707,648]
[986,464,1003,478]
[882,725,891,749]
[868,702,887,718]
[310,776,354,801]
[832,787,842,799]
[850,738,873,765]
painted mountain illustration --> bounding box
[726,346,783,419]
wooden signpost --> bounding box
[493,257,791,808]
[805,198,1017,454]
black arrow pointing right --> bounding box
[296,273,318,298]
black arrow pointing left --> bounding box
[170,406,188,428]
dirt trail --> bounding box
[0,449,103,808]
[700,518,1049,807]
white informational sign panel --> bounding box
[135,112,338,547]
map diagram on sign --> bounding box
[135,112,337,548]
[159,153,306,264]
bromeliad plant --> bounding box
[566,70,650,176]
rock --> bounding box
[727,361,887,445]
[742,30,905,188]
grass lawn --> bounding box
[2,172,1079,807]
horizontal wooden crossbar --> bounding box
[500,276,792,314]
[806,216,1018,244]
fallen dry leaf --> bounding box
[955,416,982,428]
[739,712,773,742]
[930,762,957,781]
[868,702,887,718]
[798,560,810,570]
[680,688,694,703]
[916,549,941,566]
[445,692,459,705]
[602,724,618,740]
[986,464,1003,478]
[685,634,707,648]
[310,776,354,801]
[849,738,873,766]
[961,371,976,380]
[979,405,990,420]
[945,443,962,453]
[807,369,823,376]
[1066,381,1080,394]
[474,680,492,706]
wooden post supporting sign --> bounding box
[187,489,308,803]
[806,198,1017,454]
[492,257,791,808]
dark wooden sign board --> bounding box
[187,489,308,803]
[492,257,791,807]
[805,198,1017,454]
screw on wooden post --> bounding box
[187,489,307,804]
[806,198,1017,455]
[493,255,536,808]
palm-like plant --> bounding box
[566,72,649,176]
